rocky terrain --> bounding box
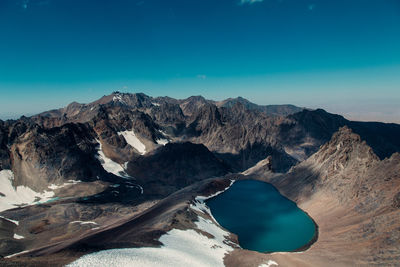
[0,92,400,266]
[238,126,400,266]
[29,92,400,170]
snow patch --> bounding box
[48,184,62,190]
[123,162,129,170]
[137,184,144,194]
[112,94,126,104]
[96,140,143,194]
[118,130,146,155]
[152,102,160,106]
[0,215,19,225]
[156,138,169,146]
[13,233,24,239]
[190,179,235,215]
[68,180,237,267]
[259,260,279,267]
[0,170,55,212]
[68,216,234,267]
[156,130,170,146]
[48,180,81,190]
[70,221,98,226]
[5,250,30,259]
[96,140,130,178]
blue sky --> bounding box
[0,0,399,122]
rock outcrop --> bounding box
[9,123,107,191]
[126,142,231,197]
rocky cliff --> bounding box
[126,142,231,197]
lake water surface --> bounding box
[206,180,316,252]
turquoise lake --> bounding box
[206,180,316,252]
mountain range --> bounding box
[0,92,399,266]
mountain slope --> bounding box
[242,127,400,266]
[126,142,231,197]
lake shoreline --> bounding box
[290,216,319,253]
[206,179,318,253]
[239,176,320,254]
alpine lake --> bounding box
[206,180,316,252]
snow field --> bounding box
[0,170,55,212]
[118,130,146,155]
[68,180,238,267]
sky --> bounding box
[0,0,399,122]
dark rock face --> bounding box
[0,217,23,258]
[90,106,161,162]
[179,95,209,116]
[283,109,400,160]
[185,102,294,171]
[393,192,400,208]
[9,123,109,191]
[187,104,223,137]
[0,121,11,170]
[215,142,296,173]
[126,142,231,197]
[284,108,348,142]
[149,102,185,129]
[216,96,303,116]
[348,121,400,159]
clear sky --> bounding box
[0,0,399,122]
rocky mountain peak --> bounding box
[188,104,223,135]
[306,126,379,180]
[230,101,248,113]
[217,96,256,110]
[109,92,153,108]
[321,126,360,150]
[313,126,379,166]
[179,95,210,116]
[185,95,207,102]
[270,125,396,213]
